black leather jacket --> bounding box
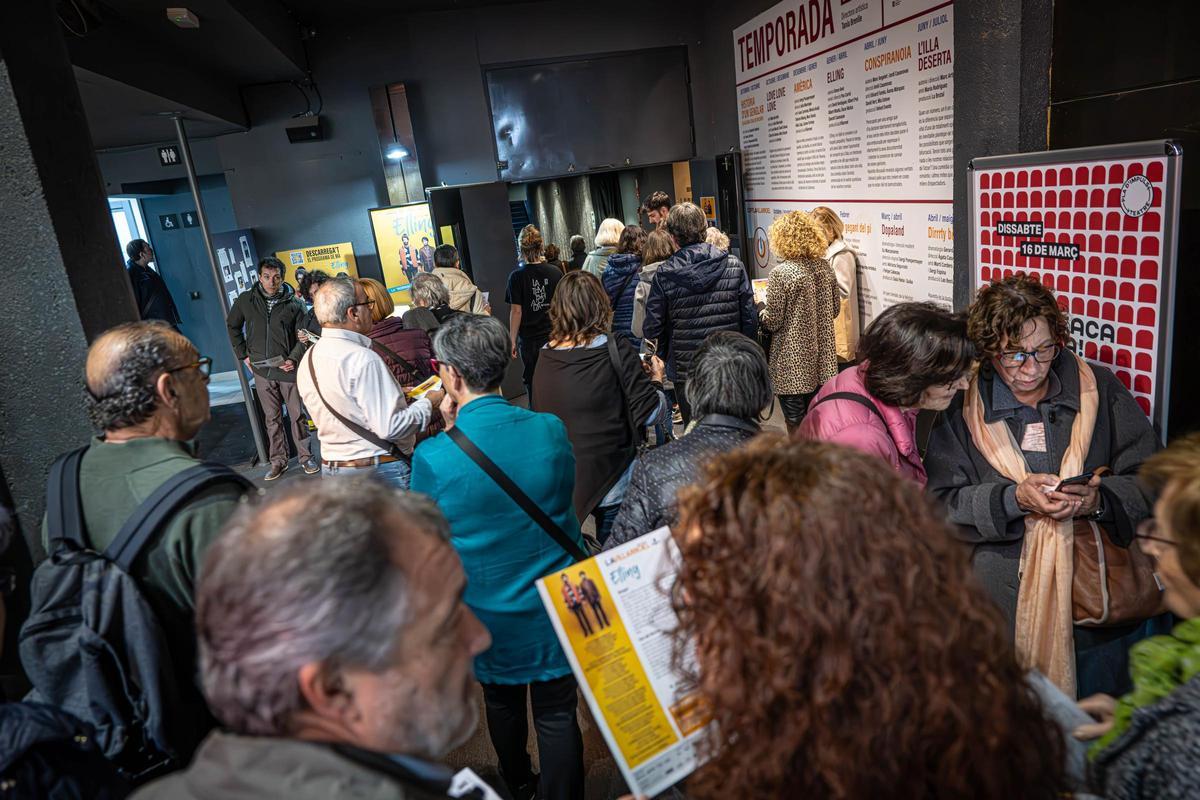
[605,415,761,550]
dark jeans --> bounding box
[254,376,311,467]
[480,675,585,800]
[675,379,693,425]
[778,391,818,427]
[590,504,621,547]
[519,336,547,403]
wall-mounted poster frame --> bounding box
[370,201,437,302]
[968,139,1182,439]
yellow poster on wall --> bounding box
[370,202,437,301]
[274,242,358,279]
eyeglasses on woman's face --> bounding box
[997,344,1060,369]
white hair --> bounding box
[313,277,357,325]
[594,217,624,248]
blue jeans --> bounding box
[321,458,411,489]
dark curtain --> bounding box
[528,177,596,254]
[588,171,622,224]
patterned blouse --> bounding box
[759,257,840,395]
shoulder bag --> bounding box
[306,355,410,464]
[446,426,589,562]
[1072,466,1165,626]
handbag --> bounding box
[446,426,589,562]
[1071,467,1165,626]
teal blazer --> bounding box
[411,395,583,685]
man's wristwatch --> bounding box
[1088,495,1105,520]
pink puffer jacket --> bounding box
[797,363,926,485]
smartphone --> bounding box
[1055,471,1095,491]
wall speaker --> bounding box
[715,152,744,249]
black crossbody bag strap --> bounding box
[369,340,422,382]
[307,354,409,463]
[813,391,886,422]
[446,427,588,562]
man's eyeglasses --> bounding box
[349,301,374,313]
[1134,518,1177,548]
[998,344,1060,368]
[166,356,212,381]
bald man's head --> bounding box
[85,322,195,432]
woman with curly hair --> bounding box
[926,273,1164,699]
[759,210,840,432]
[671,436,1070,800]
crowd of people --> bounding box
[8,195,1198,800]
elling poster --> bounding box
[274,242,358,279]
[370,202,437,300]
[734,0,954,326]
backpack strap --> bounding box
[446,427,588,562]
[812,392,886,423]
[105,463,252,573]
[46,447,89,551]
[605,336,640,442]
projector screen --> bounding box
[486,47,694,182]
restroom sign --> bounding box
[158,145,180,167]
[969,141,1182,436]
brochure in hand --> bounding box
[405,375,442,400]
[752,278,769,305]
[535,528,712,797]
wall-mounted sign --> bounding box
[700,196,717,221]
[733,0,956,327]
[969,140,1182,435]
[274,242,358,279]
[181,210,199,228]
[213,229,260,308]
[158,145,180,167]
[159,213,180,231]
[369,202,437,301]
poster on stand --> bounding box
[733,0,955,326]
[370,202,438,302]
[274,243,358,280]
[969,141,1182,436]
[211,229,260,309]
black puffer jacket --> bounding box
[226,283,306,383]
[642,243,758,380]
[605,415,761,550]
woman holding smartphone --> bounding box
[925,274,1165,701]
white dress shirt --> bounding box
[297,328,432,461]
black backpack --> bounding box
[19,447,251,782]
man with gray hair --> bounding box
[38,321,249,759]
[297,277,443,487]
[133,481,495,799]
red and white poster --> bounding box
[970,146,1180,431]
[733,0,955,325]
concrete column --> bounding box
[952,0,1053,309]
[0,2,139,555]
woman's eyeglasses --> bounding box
[998,344,1060,368]
[1134,518,1177,548]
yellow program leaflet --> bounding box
[537,528,711,796]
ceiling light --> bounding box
[167,8,200,28]
[385,147,408,161]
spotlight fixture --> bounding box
[386,147,408,161]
